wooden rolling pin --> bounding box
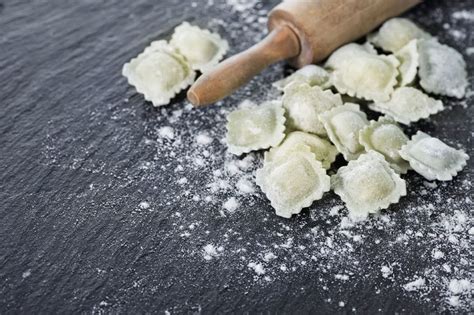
[187,0,421,106]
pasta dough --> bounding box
[122,40,196,107]
[332,151,407,217]
[418,39,468,99]
[265,131,339,169]
[170,22,229,72]
[282,82,343,135]
[273,65,331,91]
[226,100,286,155]
[368,18,432,53]
[256,151,330,218]
[395,39,419,86]
[399,131,469,181]
[325,43,400,102]
[369,87,444,125]
[319,103,369,161]
[359,117,410,173]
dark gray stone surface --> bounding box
[0,0,472,313]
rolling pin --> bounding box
[187,0,421,106]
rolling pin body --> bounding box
[188,0,421,106]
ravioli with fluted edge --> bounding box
[122,40,195,107]
[256,151,330,218]
[282,82,342,135]
[226,100,286,155]
[359,117,410,174]
[368,17,432,53]
[369,87,443,125]
[319,103,369,161]
[265,131,339,169]
[332,151,407,218]
[418,39,468,99]
[399,131,469,181]
[273,65,331,91]
[170,22,229,73]
[325,43,400,102]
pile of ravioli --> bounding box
[123,22,229,106]
[225,18,470,219]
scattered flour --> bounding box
[452,10,474,21]
[196,133,213,145]
[248,262,266,275]
[403,277,426,292]
[139,201,150,210]
[223,197,239,212]
[158,126,174,139]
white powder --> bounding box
[177,177,188,185]
[381,266,393,278]
[223,197,239,212]
[448,279,471,294]
[139,201,150,210]
[452,10,474,21]
[403,277,426,292]
[236,178,255,194]
[202,244,221,260]
[432,250,444,259]
[248,262,265,275]
[263,252,277,262]
[22,269,31,279]
[196,133,213,145]
[158,126,174,139]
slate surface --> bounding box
[0,0,472,314]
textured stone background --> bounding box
[0,0,472,313]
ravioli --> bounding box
[282,82,343,135]
[265,131,339,169]
[368,18,432,53]
[273,65,331,91]
[122,40,195,107]
[226,100,286,155]
[359,117,410,173]
[395,39,419,86]
[332,151,407,217]
[170,22,229,72]
[325,43,400,102]
[418,39,468,99]
[256,151,330,218]
[399,131,469,181]
[369,87,444,125]
[319,103,369,161]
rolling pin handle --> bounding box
[187,25,300,107]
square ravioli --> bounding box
[282,82,342,135]
[319,103,369,161]
[265,131,339,169]
[359,117,410,174]
[170,22,228,73]
[325,43,399,102]
[122,40,195,107]
[399,131,469,181]
[273,65,331,91]
[331,151,407,217]
[256,151,330,218]
[226,100,286,155]
[369,87,443,125]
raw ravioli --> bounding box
[418,39,468,98]
[325,43,400,102]
[122,40,195,107]
[368,18,432,53]
[369,87,443,125]
[331,151,407,217]
[265,131,339,169]
[226,100,286,155]
[256,151,330,218]
[359,117,410,173]
[282,82,343,135]
[170,22,228,72]
[399,131,469,181]
[273,65,331,91]
[319,103,369,161]
[395,39,419,86]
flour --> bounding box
[403,277,426,291]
